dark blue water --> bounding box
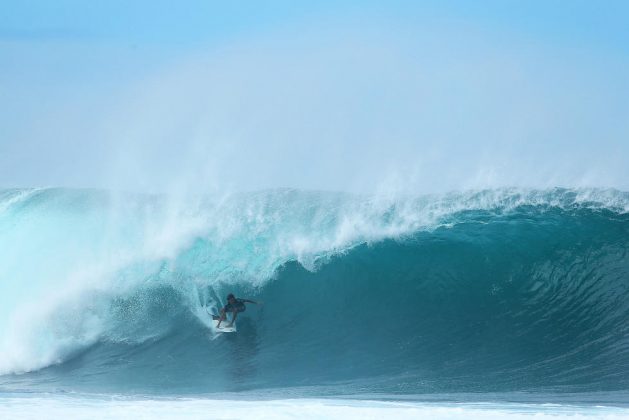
[1,188,628,403]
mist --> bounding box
[2,18,628,194]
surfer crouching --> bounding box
[215,293,258,328]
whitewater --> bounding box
[1,187,628,418]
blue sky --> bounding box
[2,1,628,48]
[1,1,628,193]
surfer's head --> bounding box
[227,293,236,303]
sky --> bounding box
[1,0,628,194]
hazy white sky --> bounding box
[1,1,628,193]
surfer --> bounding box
[214,294,259,328]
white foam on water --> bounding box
[0,395,627,420]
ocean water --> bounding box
[1,187,628,418]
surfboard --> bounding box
[212,318,236,333]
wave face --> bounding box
[1,188,628,395]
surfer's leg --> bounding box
[230,305,244,323]
[217,309,227,327]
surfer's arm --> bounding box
[242,299,257,304]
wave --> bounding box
[0,187,628,395]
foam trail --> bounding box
[1,395,628,420]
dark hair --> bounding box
[227,293,235,300]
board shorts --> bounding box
[223,302,246,313]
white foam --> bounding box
[0,188,42,214]
[0,395,627,420]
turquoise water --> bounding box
[1,188,628,408]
